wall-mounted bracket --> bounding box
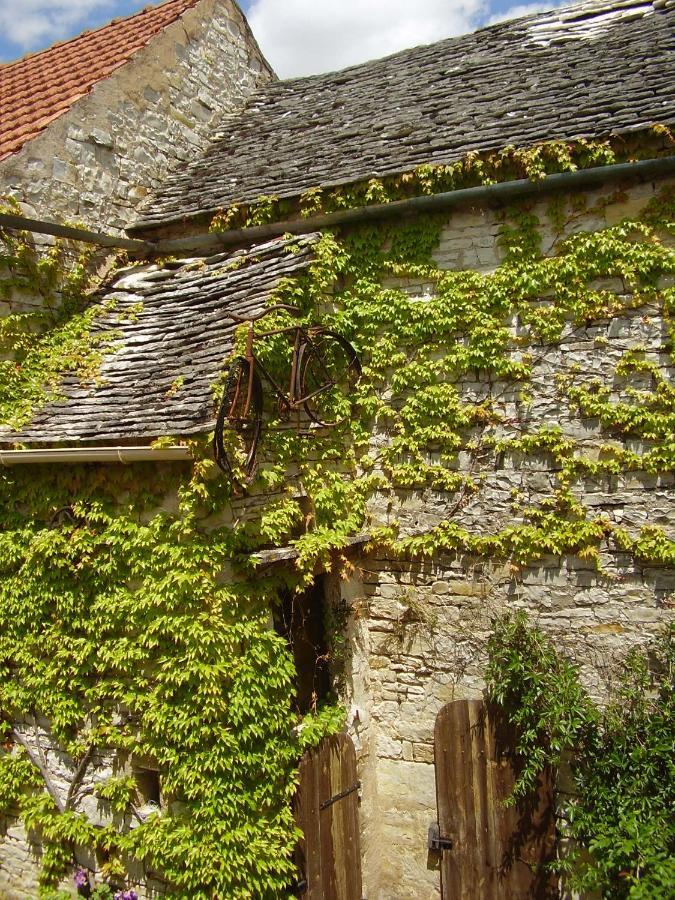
[428,822,452,852]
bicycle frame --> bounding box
[242,319,336,416]
[214,305,361,482]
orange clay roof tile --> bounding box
[0,0,201,160]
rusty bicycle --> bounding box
[213,305,361,482]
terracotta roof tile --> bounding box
[0,0,201,160]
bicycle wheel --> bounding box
[296,329,361,426]
[213,356,263,482]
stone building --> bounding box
[0,0,272,233]
[1,0,674,898]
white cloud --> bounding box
[486,0,565,26]
[0,0,115,51]
[247,0,490,78]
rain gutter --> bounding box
[0,212,153,253]
[151,155,675,254]
[0,446,192,466]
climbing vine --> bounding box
[0,463,310,898]
[210,126,675,231]
[0,202,117,430]
[248,182,675,573]
[0,170,674,896]
[486,612,674,899]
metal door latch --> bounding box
[319,780,361,810]
[428,822,452,852]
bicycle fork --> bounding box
[245,323,255,416]
[289,327,302,405]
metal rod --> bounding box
[0,446,192,465]
[152,155,675,253]
[0,212,153,253]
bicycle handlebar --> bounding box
[227,304,303,324]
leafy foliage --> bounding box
[485,612,595,800]
[569,632,675,898]
[0,464,306,898]
[0,170,673,895]
[0,205,116,429]
[487,614,674,899]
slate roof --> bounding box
[132,0,675,232]
[0,236,318,446]
[0,0,201,161]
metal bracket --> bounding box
[319,780,361,810]
[428,822,452,852]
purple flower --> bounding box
[73,869,89,889]
[114,892,138,900]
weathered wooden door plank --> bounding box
[295,746,322,897]
[435,699,557,900]
[295,733,362,899]
[339,734,363,896]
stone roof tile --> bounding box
[133,0,675,231]
[0,235,319,446]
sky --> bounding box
[0,0,565,76]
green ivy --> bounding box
[486,613,674,899]
[0,207,117,430]
[0,170,674,896]
[0,464,330,898]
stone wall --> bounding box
[0,817,43,900]
[0,174,672,897]
[0,719,169,899]
[0,0,272,235]
[341,175,675,899]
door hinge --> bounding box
[428,822,452,852]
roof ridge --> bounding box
[0,0,200,72]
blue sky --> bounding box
[0,0,563,76]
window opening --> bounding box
[133,765,161,809]
[274,575,331,713]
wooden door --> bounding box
[294,733,363,899]
[434,699,556,899]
